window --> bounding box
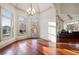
[1,8,12,41]
[66,21,78,31]
[2,17,11,35]
[31,16,38,37]
[48,27,56,35]
[18,16,26,35]
[48,22,56,42]
[2,8,11,17]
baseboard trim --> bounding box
[39,37,51,42]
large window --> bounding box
[1,8,12,41]
[48,22,56,42]
[18,16,26,35]
[31,16,38,37]
[2,8,11,17]
[2,18,11,36]
[66,21,78,32]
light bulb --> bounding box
[27,8,35,15]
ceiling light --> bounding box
[26,8,35,16]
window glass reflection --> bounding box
[48,22,56,42]
[2,17,11,36]
[2,8,11,17]
[19,16,26,34]
[48,27,56,35]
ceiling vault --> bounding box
[10,3,54,15]
[67,14,73,20]
[56,15,64,22]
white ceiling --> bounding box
[11,3,53,14]
[55,3,79,22]
[55,3,79,14]
[58,14,79,23]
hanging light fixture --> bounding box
[26,4,35,16]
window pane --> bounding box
[19,16,25,22]
[19,16,26,34]
[48,22,56,42]
[2,17,11,26]
[32,16,38,23]
[2,8,11,17]
[48,27,56,35]
[48,34,56,42]
[48,22,56,27]
[2,17,11,35]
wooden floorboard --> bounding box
[0,39,55,55]
[0,39,79,55]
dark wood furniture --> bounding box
[58,31,79,43]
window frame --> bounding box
[17,15,27,36]
[1,7,13,41]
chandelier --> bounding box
[26,7,35,16]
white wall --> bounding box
[40,4,56,42]
[40,11,48,40]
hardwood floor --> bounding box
[0,38,79,55]
[57,42,79,55]
[0,39,56,55]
